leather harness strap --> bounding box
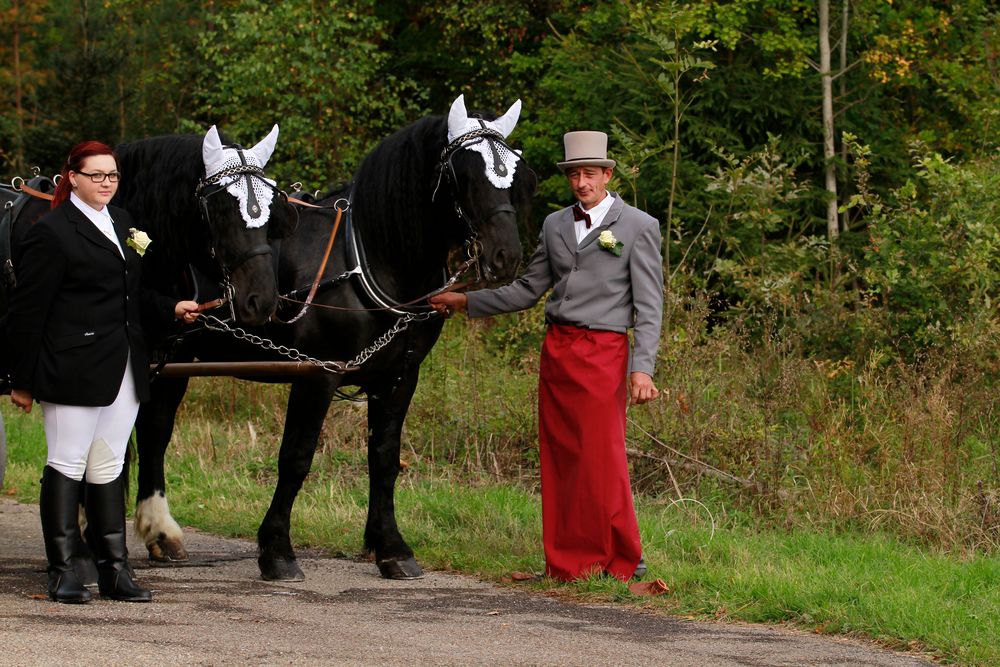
[265,197,350,324]
[18,183,54,201]
[293,204,344,314]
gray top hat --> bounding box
[557,130,617,171]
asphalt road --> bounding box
[0,498,935,666]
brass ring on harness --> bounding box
[465,238,484,260]
[334,198,350,212]
[10,176,24,191]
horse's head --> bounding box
[198,125,298,324]
[439,95,534,282]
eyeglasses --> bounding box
[76,171,122,183]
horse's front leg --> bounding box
[366,366,423,580]
[257,377,336,581]
[134,374,191,562]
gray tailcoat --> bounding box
[467,193,663,375]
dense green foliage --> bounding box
[2,0,999,555]
[3,0,998,358]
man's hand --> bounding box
[174,300,201,324]
[628,372,659,405]
[428,292,468,317]
[11,388,32,413]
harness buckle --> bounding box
[224,282,237,322]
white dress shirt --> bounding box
[573,193,616,245]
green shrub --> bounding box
[854,147,1000,357]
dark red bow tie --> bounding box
[572,204,592,229]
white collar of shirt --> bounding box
[574,192,615,245]
[71,192,124,256]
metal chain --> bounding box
[349,310,439,367]
[202,315,349,373]
[201,312,431,373]
[347,315,415,368]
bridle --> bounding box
[194,146,288,318]
[344,126,532,315]
[432,125,535,282]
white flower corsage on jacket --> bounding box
[597,230,624,257]
[127,228,152,257]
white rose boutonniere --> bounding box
[127,228,152,257]
[597,229,624,257]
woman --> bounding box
[8,141,200,603]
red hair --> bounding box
[51,140,119,209]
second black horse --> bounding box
[134,95,535,580]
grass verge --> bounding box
[2,401,996,665]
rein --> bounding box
[277,258,480,314]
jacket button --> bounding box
[565,295,572,301]
[572,266,578,271]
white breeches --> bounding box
[41,356,140,484]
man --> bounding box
[430,130,663,581]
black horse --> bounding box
[134,95,533,580]
[115,125,298,327]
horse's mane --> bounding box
[350,115,455,270]
[113,134,208,266]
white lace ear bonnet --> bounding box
[201,124,280,229]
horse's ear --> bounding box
[447,95,469,142]
[249,124,280,167]
[202,125,224,173]
[491,99,521,139]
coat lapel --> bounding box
[109,207,131,254]
[66,201,124,262]
[557,206,578,254]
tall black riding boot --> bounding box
[39,466,92,603]
[86,475,151,602]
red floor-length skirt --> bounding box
[538,324,642,581]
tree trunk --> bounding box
[839,0,850,233]
[665,24,681,286]
[819,0,839,241]
[12,0,25,173]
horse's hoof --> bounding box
[147,538,189,562]
[377,557,424,580]
[259,557,305,582]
